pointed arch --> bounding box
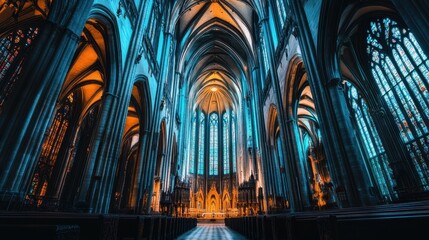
[27,9,121,210]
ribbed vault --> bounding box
[175,0,256,114]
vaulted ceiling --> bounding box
[175,0,256,114]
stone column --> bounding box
[0,0,94,207]
[82,91,129,213]
[144,29,175,213]
[251,66,270,213]
[259,16,301,212]
[285,118,312,209]
[289,0,376,207]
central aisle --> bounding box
[175,222,247,240]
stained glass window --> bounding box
[247,106,253,144]
[232,111,237,173]
[189,112,197,174]
[209,113,219,175]
[344,82,397,201]
[223,113,230,174]
[198,112,205,175]
[261,35,270,76]
[275,0,287,29]
[0,27,39,111]
[367,17,429,188]
[29,93,74,197]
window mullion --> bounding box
[360,100,395,197]
[375,65,413,142]
[387,51,429,133]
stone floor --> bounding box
[175,222,247,240]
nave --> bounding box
[176,223,247,240]
[2,0,429,240]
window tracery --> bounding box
[367,17,429,188]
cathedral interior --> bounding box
[1,0,429,239]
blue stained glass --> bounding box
[189,114,196,174]
[344,82,397,201]
[409,73,429,119]
[0,27,39,110]
[405,37,422,65]
[355,107,373,156]
[419,62,429,83]
[232,112,237,173]
[198,113,205,175]
[262,37,270,75]
[223,113,230,175]
[407,142,428,186]
[396,82,424,136]
[276,0,287,22]
[397,45,415,72]
[372,69,386,95]
[410,33,428,60]
[392,49,409,77]
[384,18,391,42]
[385,57,401,85]
[372,50,380,63]
[391,27,401,40]
[370,22,378,35]
[367,17,429,188]
[376,66,392,93]
[209,113,218,175]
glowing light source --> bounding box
[211,87,218,92]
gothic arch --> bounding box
[319,1,398,87]
[88,5,122,93]
[27,10,122,210]
[266,104,289,211]
[324,1,429,202]
[222,190,231,211]
[151,119,167,212]
[133,75,152,129]
[0,1,51,112]
[283,55,306,117]
[155,120,167,177]
[267,104,279,146]
[111,78,151,213]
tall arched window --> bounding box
[231,111,237,173]
[344,81,397,201]
[0,27,40,111]
[261,34,270,77]
[29,93,74,197]
[209,113,219,175]
[367,17,429,188]
[275,0,287,29]
[189,112,197,174]
[223,113,230,174]
[198,112,205,175]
